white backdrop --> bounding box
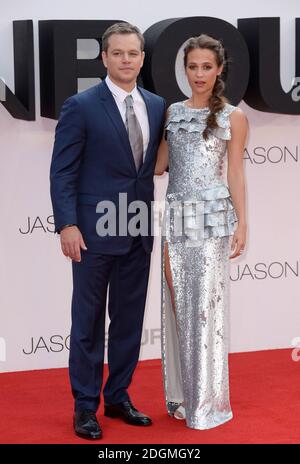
[0,0,300,372]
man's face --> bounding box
[102,33,145,87]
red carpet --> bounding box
[0,348,299,444]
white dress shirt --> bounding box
[105,75,150,160]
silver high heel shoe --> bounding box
[174,404,186,420]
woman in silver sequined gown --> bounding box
[155,35,248,430]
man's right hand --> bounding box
[60,226,87,262]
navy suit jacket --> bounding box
[50,80,166,254]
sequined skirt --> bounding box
[161,232,234,430]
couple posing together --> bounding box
[50,22,248,439]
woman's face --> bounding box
[185,48,223,99]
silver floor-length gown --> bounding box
[161,101,238,430]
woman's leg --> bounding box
[164,242,185,418]
[164,242,176,315]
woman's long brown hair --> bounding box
[184,34,228,140]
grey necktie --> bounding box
[124,95,143,172]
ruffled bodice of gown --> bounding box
[164,101,238,241]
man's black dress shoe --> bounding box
[73,409,102,439]
[104,400,152,426]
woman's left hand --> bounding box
[229,224,247,259]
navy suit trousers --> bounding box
[69,235,151,411]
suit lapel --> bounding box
[98,81,136,172]
[98,80,156,174]
[138,86,155,170]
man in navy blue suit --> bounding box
[50,22,165,439]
